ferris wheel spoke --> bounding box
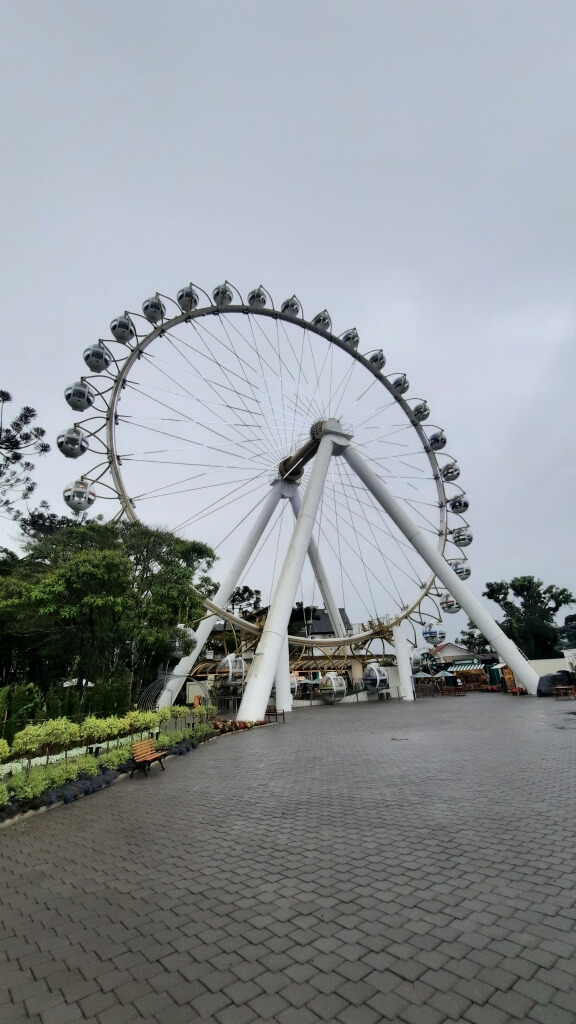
[331,457,378,615]
[162,333,274,458]
[172,470,272,533]
[220,312,315,444]
[128,356,269,458]
[335,470,442,539]
[325,472,435,571]
[271,317,326,426]
[321,475,421,600]
[335,458,408,608]
[313,496,395,621]
[191,315,315,438]
[116,417,273,465]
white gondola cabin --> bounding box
[429,430,447,451]
[177,285,199,313]
[413,401,430,421]
[453,527,473,548]
[281,296,300,317]
[441,462,460,482]
[449,496,469,514]
[312,310,332,331]
[212,283,233,307]
[63,480,96,512]
[142,296,166,324]
[319,672,347,704]
[340,328,359,350]
[422,622,439,644]
[65,381,96,412]
[391,373,409,393]
[83,344,112,373]
[248,287,267,308]
[363,661,390,697]
[440,593,461,615]
[57,427,88,459]
[448,559,471,580]
[110,315,134,343]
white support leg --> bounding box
[393,623,414,701]
[158,481,285,708]
[237,431,337,721]
[289,490,348,639]
[343,445,540,695]
[274,635,292,713]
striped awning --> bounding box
[451,658,483,671]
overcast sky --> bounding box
[1,0,575,640]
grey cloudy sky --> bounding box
[1,0,575,638]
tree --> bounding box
[483,576,575,659]
[558,614,576,650]
[0,520,217,710]
[457,621,492,655]
[227,586,261,616]
[0,392,50,519]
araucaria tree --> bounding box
[483,576,575,659]
[0,520,216,712]
[0,392,50,519]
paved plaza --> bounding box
[2,695,576,1024]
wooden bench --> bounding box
[130,739,168,778]
[265,705,286,723]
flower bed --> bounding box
[0,713,265,825]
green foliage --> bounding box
[155,732,177,750]
[157,707,172,725]
[457,621,491,654]
[559,614,576,650]
[0,737,9,761]
[11,723,45,762]
[484,576,575,659]
[79,715,110,747]
[0,781,8,806]
[0,392,50,520]
[0,519,216,709]
[98,747,130,770]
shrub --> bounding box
[0,781,9,807]
[0,738,10,762]
[98,748,130,771]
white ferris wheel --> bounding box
[58,280,538,715]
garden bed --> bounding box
[0,718,267,829]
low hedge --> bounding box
[0,720,219,823]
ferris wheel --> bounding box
[58,280,538,713]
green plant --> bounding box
[0,737,10,761]
[0,781,8,806]
[155,732,177,750]
[80,715,109,749]
[10,723,46,771]
[98,748,130,770]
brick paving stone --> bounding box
[398,1005,445,1024]
[1,701,576,1024]
[337,1005,381,1024]
[489,989,536,1018]
[529,1005,576,1024]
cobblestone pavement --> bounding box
[2,695,576,1024]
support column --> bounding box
[289,490,348,639]
[158,481,285,707]
[274,635,292,713]
[343,445,539,695]
[237,431,337,721]
[393,623,414,701]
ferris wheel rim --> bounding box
[61,285,470,639]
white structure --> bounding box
[58,280,538,712]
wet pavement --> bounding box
[2,694,576,1023]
